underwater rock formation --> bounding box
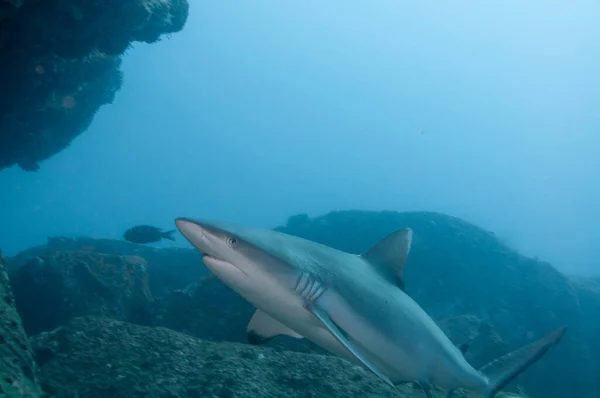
[569,276,600,384]
[0,261,41,397]
[155,275,253,343]
[10,251,154,335]
[0,0,189,171]
[9,236,204,298]
[31,316,418,398]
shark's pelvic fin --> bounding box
[475,326,567,398]
[361,228,412,291]
[246,309,303,345]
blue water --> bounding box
[1,1,598,275]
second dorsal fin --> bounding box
[361,228,412,290]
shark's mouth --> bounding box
[201,254,223,263]
[202,254,249,276]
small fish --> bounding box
[123,225,176,244]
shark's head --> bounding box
[175,217,297,301]
[176,217,237,259]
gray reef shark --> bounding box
[175,218,566,398]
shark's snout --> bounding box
[176,217,250,280]
[175,218,210,253]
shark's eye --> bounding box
[227,237,237,247]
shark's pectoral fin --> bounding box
[247,309,303,345]
[307,304,394,387]
[295,271,392,386]
[361,228,412,291]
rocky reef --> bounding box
[31,316,417,398]
[0,0,189,171]
[9,236,204,297]
[2,210,598,397]
[0,260,41,397]
[10,251,154,335]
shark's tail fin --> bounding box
[161,229,177,241]
[473,326,566,398]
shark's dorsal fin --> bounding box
[246,309,303,345]
[361,228,412,290]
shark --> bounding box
[175,217,566,398]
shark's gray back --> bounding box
[223,222,450,342]
[212,221,354,276]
